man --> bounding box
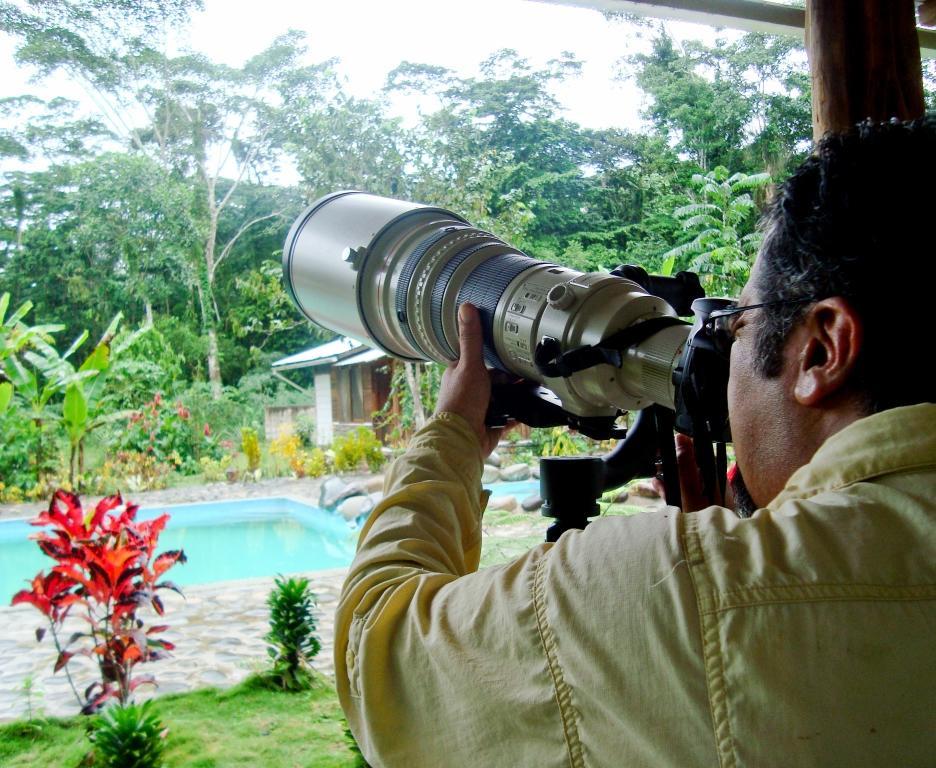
[334,117,936,767]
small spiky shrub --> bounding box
[265,575,321,691]
[91,701,167,768]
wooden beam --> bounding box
[534,0,936,56]
[807,0,925,141]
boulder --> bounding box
[499,463,531,482]
[485,451,502,468]
[319,476,367,510]
[337,495,375,522]
[531,463,540,479]
[367,491,384,508]
[481,465,500,485]
[487,495,518,512]
[521,494,543,512]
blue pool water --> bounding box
[0,481,543,604]
[0,497,358,604]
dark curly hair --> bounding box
[752,114,936,413]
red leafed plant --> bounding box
[11,490,186,714]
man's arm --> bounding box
[333,410,575,765]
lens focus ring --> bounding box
[456,254,539,371]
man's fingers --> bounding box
[457,303,484,368]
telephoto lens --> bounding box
[283,191,692,421]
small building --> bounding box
[270,338,391,446]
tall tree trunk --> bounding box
[195,276,223,400]
[206,326,222,400]
[202,179,223,400]
[404,362,426,430]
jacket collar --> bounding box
[768,403,936,510]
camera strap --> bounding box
[534,316,687,378]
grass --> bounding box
[0,675,367,768]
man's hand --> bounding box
[654,433,727,512]
[435,303,504,458]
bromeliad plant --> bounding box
[11,490,186,714]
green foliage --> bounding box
[241,427,262,473]
[628,31,810,175]
[91,701,167,768]
[333,427,385,473]
[266,576,321,691]
[375,361,443,445]
[664,166,771,296]
[0,406,41,489]
[532,426,591,457]
[116,394,205,474]
[198,454,233,482]
[97,451,172,492]
[0,674,360,767]
[269,431,330,478]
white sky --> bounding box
[1,0,724,133]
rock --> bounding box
[485,451,502,468]
[319,476,366,510]
[362,475,385,493]
[521,494,543,512]
[367,491,384,508]
[481,465,500,485]
[499,463,531,482]
[488,495,518,512]
[337,495,375,522]
[629,481,659,499]
[319,476,348,508]
[531,463,540,479]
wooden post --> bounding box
[806,0,925,140]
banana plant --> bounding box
[0,292,64,414]
[5,328,99,481]
[62,313,151,484]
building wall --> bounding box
[263,404,315,440]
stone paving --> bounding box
[0,568,347,723]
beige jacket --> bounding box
[335,405,936,767]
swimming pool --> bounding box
[0,497,358,604]
[0,481,543,604]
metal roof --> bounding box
[271,337,363,371]
[334,348,387,367]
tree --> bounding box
[122,35,330,397]
[663,166,771,296]
[627,30,811,177]
[3,6,330,397]
[282,92,407,200]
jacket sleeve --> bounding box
[333,412,573,767]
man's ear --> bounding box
[793,297,863,406]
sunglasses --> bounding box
[703,297,817,359]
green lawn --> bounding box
[0,675,367,768]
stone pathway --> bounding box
[0,568,346,723]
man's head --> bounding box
[728,115,936,510]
